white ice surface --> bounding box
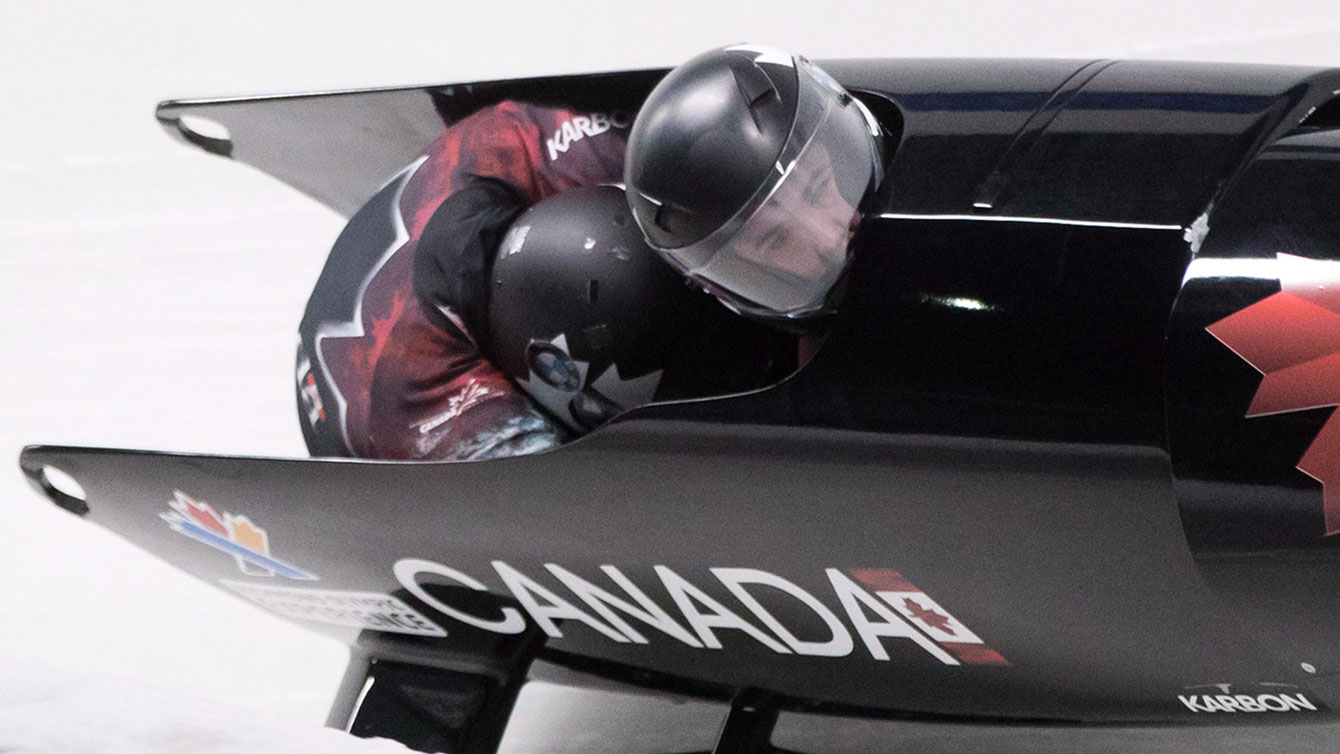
[2,0,1340,750]
[0,658,412,754]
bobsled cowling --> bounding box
[22,56,1340,750]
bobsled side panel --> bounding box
[18,426,1324,723]
[158,87,448,217]
[156,69,666,216]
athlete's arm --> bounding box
[412,176,527,343]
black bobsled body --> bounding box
[23,58,1340,751]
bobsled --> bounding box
[20,57,1340,752]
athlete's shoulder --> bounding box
[458,99,623,152]
[538,107,633,163]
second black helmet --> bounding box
[487,185,793,432]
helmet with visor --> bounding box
[625,45,884,321]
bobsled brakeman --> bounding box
[20,48,1340,753]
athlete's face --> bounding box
[727,141,859,284]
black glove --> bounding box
[413,176,527,343]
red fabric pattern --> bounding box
[312,101,627,460]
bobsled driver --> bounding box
[296,44,885,461]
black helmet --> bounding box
[487,185,793,432]
[625,44,884,321]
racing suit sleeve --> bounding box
[413,176,527,343]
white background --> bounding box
[3,0,1340,749]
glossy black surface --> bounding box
[986,61,1316,224]
[823,58,1093,215]
[624,48,800,249]
[654,218,1190,446]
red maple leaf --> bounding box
[1206,253,1340,536]
[902,597,954,633]
[176,493,227,536]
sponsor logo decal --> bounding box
[1178,683,1320,714]
[849,569,1008,665]
[392,559,1007,665]
[546,111,632,162]
[414,378,491,435]
[1208,253,1340,535]
[160,491,317,580]
[527,342,582,391]
[222,580,445,637]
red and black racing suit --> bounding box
[296,101,628,460]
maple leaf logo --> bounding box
[1206,253,1340,536]
[161,491,317,580]
[414,379,492,435]
[902,597,954,633]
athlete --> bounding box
[624,44,885,323]
[296,100,629,460]
[485,185,797,433]
[296,45,885,461]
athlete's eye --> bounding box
[802,169,832,205]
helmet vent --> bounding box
[734,61,780,131]
[732,60,778,108]
[587,279,599,304]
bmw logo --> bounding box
[527,342,581,391]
